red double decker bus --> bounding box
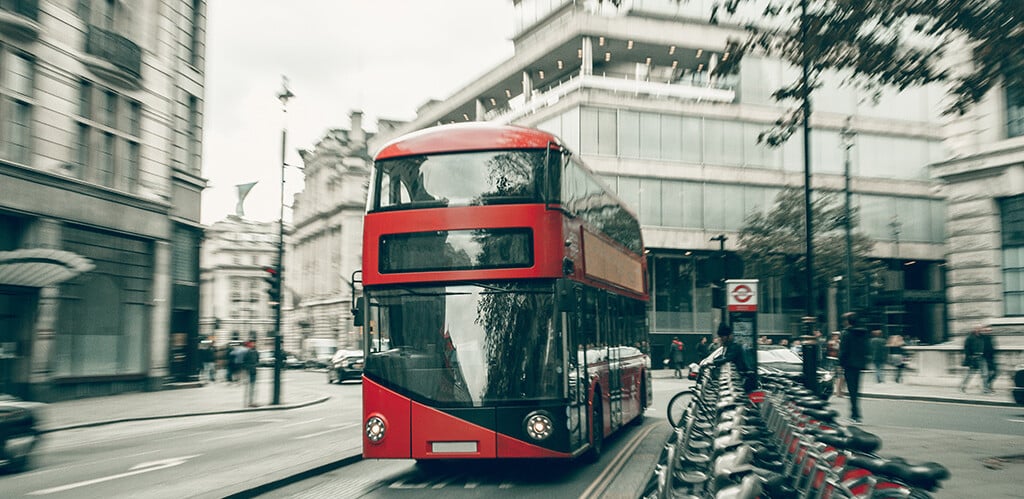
[356,123,650,462]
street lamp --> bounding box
[710,234,728,325]
[271,76,294,405]
[840,117,856,314]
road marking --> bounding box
[579,423,655,499]
[295,427,350,440]
[1009,418,1024,423]
[27,455,200,495]
[282,417,325,428]
[330,422,360,429]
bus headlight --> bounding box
[365,415,386,444]
[525,411,553,441]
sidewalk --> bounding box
[39,369,330,433]
[650,368,1019,407]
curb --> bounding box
[40,395,331,434]
[224,453,364,499]
[860,392,1017,407]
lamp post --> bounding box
[710,234,728,326]
[840,118,856,314]
[272,77,294,405]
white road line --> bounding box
[282,417,325,428]
[295,427,346,440]
[28,455,200,496]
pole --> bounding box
[273,77,294,405]
[799,0,817,393]
[841,119,855,313]
[800,0,813,323]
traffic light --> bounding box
[263,266,280,305]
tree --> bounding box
[737,187,882,311]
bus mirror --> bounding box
[352,297,364,327]
[555,280,575,312]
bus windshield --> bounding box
[363,282,560,406]
[371,149,549,210]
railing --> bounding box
[85,24,142,80]
[485,72,736,123]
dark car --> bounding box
[688,345,834,399]
[327,349,364,384]
[1013,364,1024,405]
[0,394,45,472]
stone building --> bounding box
[198,217,282,352]
[286,111,372,356]
[928,77,1024,373]
[0,0,207,400]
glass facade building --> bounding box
[369,1,950,361]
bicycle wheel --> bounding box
[666,389,693,428]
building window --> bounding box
[1001,194,1024,316]
[187,94,201,173]
[1,49,34,165]
[189,0,202,66]
[1008,82,1024,139]
[77,79,141,191]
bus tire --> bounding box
[583,393,603,463]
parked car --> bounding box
[0,394,45,472]
[327,349,364,384]
[688,344,834,399]
[284,353,304,369]
[258,350,275,368]
[1013,364,1024,405]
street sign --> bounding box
[727,280,758,312]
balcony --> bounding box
[0,0,41,39]
[485,72,737,124]
[82,24,142,89]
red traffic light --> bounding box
[263,266,278,276]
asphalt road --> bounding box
[1,373,363,499]
[3,372,1021,498]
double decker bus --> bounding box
[356,123,650,462]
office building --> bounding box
[367,0,948,362]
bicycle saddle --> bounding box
[845,455,950,491]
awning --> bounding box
[0,249,95,288]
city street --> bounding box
[1,371,361,499]
[3,370,1022,498]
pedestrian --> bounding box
[825,331,842,394]
[226,343,241,383]
[886,334,906,383]
[839,311,869,423]
[982,327,997,394]
[695,336,710,362]
[869,329,887,383]
[669,337,685,378]
[242,341,259,407]
[959,325,988,393]
[201,342,216,382]
[712,323,755,393]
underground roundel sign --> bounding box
[727,280,758,312]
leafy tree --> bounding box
[737,187,883,311]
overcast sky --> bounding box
[200,0,515,224]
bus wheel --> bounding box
[583,398,603,463]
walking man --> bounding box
[839,312,869,423]
[869,329,887,383]
[960,325,987,393]
[670,337,685,378]
[242,341,259,407]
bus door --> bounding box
[604,293,623,430]
[559,280,586,450]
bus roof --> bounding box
[374,123,562,160]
